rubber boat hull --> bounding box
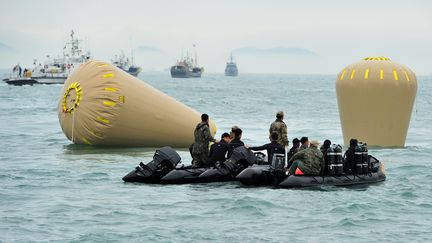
[237,158,386,188]
[236,165,274,186]
[161,146,263,184]
[278,171,386,188]
[161,167,208,184]
[196,146,262,183]
[122,146,181,183]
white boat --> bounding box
[225,54,238,77]
[111,50,142,77]
[31,30,92,84]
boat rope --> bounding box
[71,110,75,143]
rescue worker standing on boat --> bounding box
[269,111,288,147]
[192,114,216,167]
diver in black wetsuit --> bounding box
[344,138,358,174]
[248,132,285,164]
[228,128,244,157]
[207,133,231,166]
[287,138,300,163]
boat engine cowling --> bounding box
[200,146,258,180]
[122,146,181,182]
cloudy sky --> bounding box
[0,0,431,74]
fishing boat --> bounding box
[170,46,204,78]
[112,50,142,76]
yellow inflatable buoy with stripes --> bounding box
[58,60,217,147]
[336,57,417,147]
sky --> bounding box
[0,0,431,74]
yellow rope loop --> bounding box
[62,82,83,113]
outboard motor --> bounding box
[362,143,369,173]
[122,146,181,183]
[354,144,364,174]
[199,146,257,182]
[369,155,380,173]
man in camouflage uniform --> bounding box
[192,114,216,167]
[269,111,288,147]
[287,140,324,175]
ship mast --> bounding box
[193,44,197,67]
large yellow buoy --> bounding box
[336,57,417,147]
[58,60,216,147]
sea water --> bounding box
[0,71,431,242]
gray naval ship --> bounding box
[170,47,204,78]
[224,54,238,77]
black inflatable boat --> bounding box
[278,168,386,188]
[237,154,386,188]
[122,146,181,183]
[161,146,266,184]
[160,166,209,184]
[197,146,263,183]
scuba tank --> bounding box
[334,145,344,175]
[362,143,369,173]
[326,146,335,175]
[271,153,286,172]
[355,144,363,174]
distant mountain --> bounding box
[134,45,162,53]
[233,47,318,57]
[0,42,16,53]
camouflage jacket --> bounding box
[269,119,288,146]
[192,122,215,154]
[289,147,323,175]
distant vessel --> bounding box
[225,54,238,77]
[3,30,92,85]
[31,30,92,84]
[112,50,142,77]
[170,46,204,78]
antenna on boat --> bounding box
[129,36,134,65]
[193,44,197,66]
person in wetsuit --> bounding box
[343,138,358,174]
[228,127,244,157]
[287,138,301,166]
[207,133,231,166]
[320,139,332,174]
[248,132,285,164]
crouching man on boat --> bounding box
[287,140,324,176]
[207,132,231,167]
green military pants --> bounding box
[192,152,208,167]
[288,160,301,175]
